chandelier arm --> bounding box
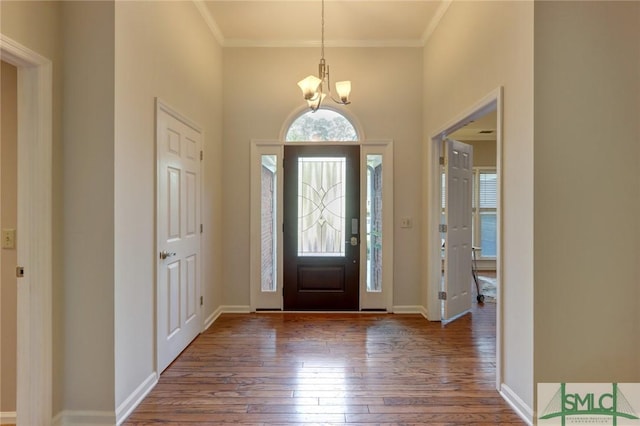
[328,95,351,105]
[321,64,348,105]
[310,88,323,112]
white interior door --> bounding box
[443,139,473,321]
[157,101,201,373]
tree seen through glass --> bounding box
[286,109,358,142]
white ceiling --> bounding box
[449,110,497,142]
[197,0,451,47]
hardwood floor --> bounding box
[124,302,524,425]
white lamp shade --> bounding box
[298,75,322,100]
[335,80,351,103]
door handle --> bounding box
[349,236,358,246]
[160,250,176,260]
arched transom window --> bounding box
[285,109,358,142]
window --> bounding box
[285,109,358,142]
[475,169,497,257]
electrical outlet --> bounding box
[2,229,16,249]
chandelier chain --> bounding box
[321,0,325,60]
[297,0,350,111]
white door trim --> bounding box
[249,140,284,311]
[0,34,53,425]
[426,87,503,391]
[359,140,394,312]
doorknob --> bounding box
[160,250,176,260]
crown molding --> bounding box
[223,38,425,48]
[421,0,452,45]
[193,0,225,46]
[194,0,449,49]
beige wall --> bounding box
[534,1,640,384]
[0,0,64,415]
[61,0,116,413]
[222,47,424,308]
[2,0,224,419]
[1,60,18,415]
[424,0,534,413]
[114,0,223,412]
[467,140,497,168]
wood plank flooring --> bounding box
[124,302,524,425]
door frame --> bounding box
[250,138,394,312]
[282,144,361,311]
[426,87,503,390]
[1,35,53,425]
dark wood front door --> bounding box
[283,145,360,310]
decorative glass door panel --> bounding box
[297,157,346,257]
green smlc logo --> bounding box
[540,383,640,425]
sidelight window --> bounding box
[261,155,277,292]
[366,155,383,292]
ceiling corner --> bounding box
[421,0,453,47]
[193,0,226,47]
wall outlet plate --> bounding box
[400,218,413,228]
[2,229,16,249]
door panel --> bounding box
[186,254,197,320]
[157,103,202,372]
[167,261,180,337]
[443,139,473,321]
[284,145,360,310]
[298,265,345,291]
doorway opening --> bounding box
[428,88,502,391]
[250,107,394,312]
[440,112,498,317]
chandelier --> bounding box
[297,0,352,112]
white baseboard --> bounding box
[203,305,223,331]
[52,410,115,426]
[116,372,157,425]
[216,306,428,316]
[392,305,426,315]
[500,383,534,425]
[0,411,16,425]
[220,305,251,313]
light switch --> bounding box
[2,229,16,249]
